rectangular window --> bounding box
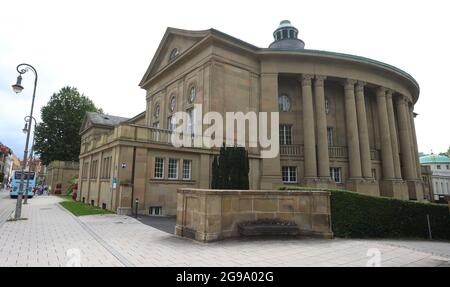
[279,124,293,145]
[282,166,297,183]
[183,160,192,180]
[437,165,441,170]
[90,160,98,179]
[167,116,176,131]
[149,206,162,216]
[187,108,196,135]
[101,157,112,179]
[168,159,178,179]
[82,162,89,179]
[330,167,342,183]
[327,127,334,146]
[154,158,164,179]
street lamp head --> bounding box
[22,122,28,134]
[12,74,24,94]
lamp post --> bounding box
[11,63,38,220]
[23,116,37,205]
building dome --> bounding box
[269,20,305,49]
[420,154,450,164]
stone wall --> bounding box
[175,188,333,242]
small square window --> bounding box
[330,167,342,183]
[149,206,162,216]
[282,166,297,183]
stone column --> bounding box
[344,79,362,179]
[396,96,415,180]
[314,75,330,179]
[260,73,282,189]
[408,105,422,179]
[301,74,317,179]
[376,87,395,180]
[386,90,402,179]
[355,81,372,179]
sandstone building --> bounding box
[78,20,425,215]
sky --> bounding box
[0,0,449,159]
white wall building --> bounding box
[420,154,450,201]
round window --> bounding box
[278,94,291,112]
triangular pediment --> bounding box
[139,28,210,87]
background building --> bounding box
[420,154,450,202]
[0,142,13,187]
[46,161,80,194]
[78,20,425,215]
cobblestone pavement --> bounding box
[0,196,449,267]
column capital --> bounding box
[300,74,314,86]
[355,81,366,92]
[314,75,327,87]
[386,89,394,99]
[376,86,387,97]
[344,79,357,90]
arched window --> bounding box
[169,95,176,112]
[188,85,196,103]
[153,103,160,119]
[278,94,291,112]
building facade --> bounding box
[420,154,450,202]
[78,20,425,215]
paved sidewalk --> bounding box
[0,196,449,267]
[80,215,450,267]
[0,196,122,267]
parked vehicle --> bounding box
[9,171,36,198]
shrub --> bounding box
[66,176,79,195]
[281,186,450,240]
[211,145,249,190]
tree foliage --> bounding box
[211,145,249,190]
[34,86,102,165]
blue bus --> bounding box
[10,171,36,198]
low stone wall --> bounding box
[175,188,333,242]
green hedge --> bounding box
[281,186,450,240]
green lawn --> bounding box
[59,196,113,216]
